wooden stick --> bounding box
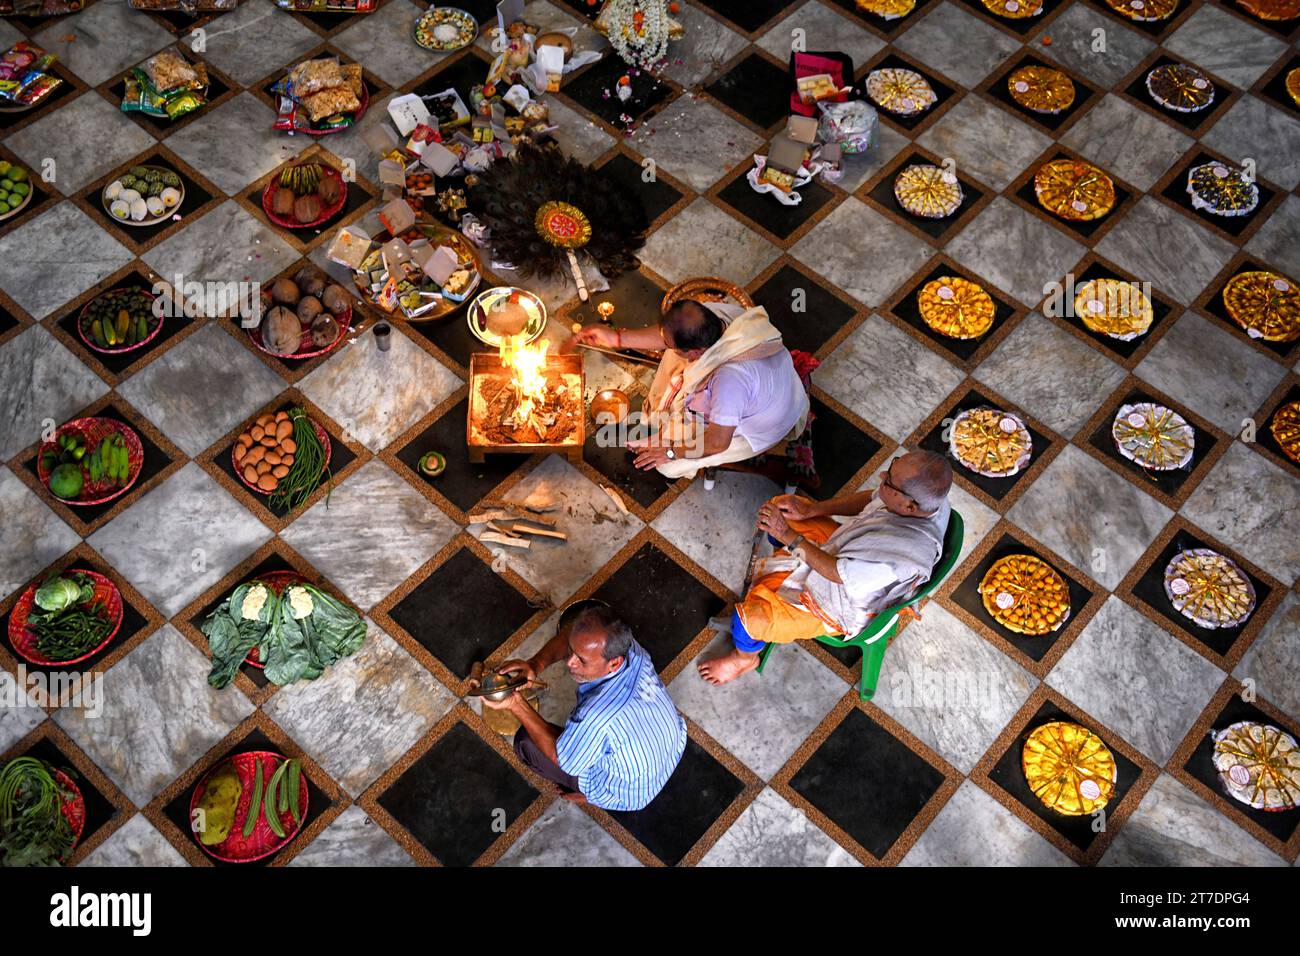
[486,520,521,538]
[505,523,567,540]
[480,531,530,549]
[574,342,661,367]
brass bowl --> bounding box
[590,388,631,425]
[466,669,531,702]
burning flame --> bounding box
[501,338,550,424]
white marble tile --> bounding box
[332,0,432,88]
[55,625,255,806]
[947,197,1086,309]
[700,786,860,867]
[5,93,157,196]
[1029,4,1155,88]
[1047,597,1224,765]
[79,814,188,867]
[299,325,461,453]
[916,96,1053,191]
[181,0,322,86]
[975,311,1127,438]
[1164,5,1289,89]
[280,459,459,611]
[543,97,617,166]
[0,204,134,321]
[1008,445,1173,591]
[163,92,300,196]
[468,455,643,605]
[1100,773,1288,867]
[629,98,763,192]
[288,804,417,867]
[263,620,455,797]
[0,672,46,754]
[652,471,780,595]
[873,604,1037,774]
[895,1,1021,87]
[0,324,109,460]
[901,779,1073,866]
[1181,442,1300,584]
[671,632,847,780]
[1245,194,1300,280]
[116,322,286,458]
[87,463,273,619]
[661,4,749,88]
[1060,94,1193,191]
[1134,311,1284,435]
[0,467,81,603]
[815,314,966,442]
[791,198,936,310]
[1233,591,1300,724]
[1201,94,1300,191]
[639,198,780,286]
[498,799,642,866]
[35,2,175,86]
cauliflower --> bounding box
[240,584,270,621]
[286,586,314,620]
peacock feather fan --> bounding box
[466,143,648,280]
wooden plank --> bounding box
[480,532,531,549]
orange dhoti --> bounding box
[735,503,845,647]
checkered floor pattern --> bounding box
[1,0,1298,867]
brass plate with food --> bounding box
[1222,271,1300,343]
[1211,721,1300,811]
[1034,158,1116,222]
[353,223,481,322]
[917,276,995,339]
[102,164,184,227]
[1022,721,1117,816]
[1236,0,1300,20]
[855,0,917,17]
[979,554,1070,635]
[414,7,479,52]
[1072,277,1153,341]
[468,286,547,347]
[1111,402,1195,471]
[949,406,1033,478]
[1162,547,1256,630]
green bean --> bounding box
[268,407,331,513]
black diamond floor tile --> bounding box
[751,264,858,355]
[596,152,684,224]
[591,543,725,670]
[1083,386,1220,499]
[608,736,745,865]
[410,49,496,100]
[54,273,196,378]
[806,395,884,498]
[697,0,794,32]
[388,547,538,679]
[987,699,1142,852]
[704,53,791,132]
[377,721,538,866]
[948,532,1096,662]
[1257,55,1300,116]
[1181,693,1300,843]
[565,266,666,332]
[582,398,676,510]
[890,263,1018,364]
[394,397,529,513]
[716,170,837,240]
[563,54,675,127]
[1128,531,1273,660]
[162,727,333,867]
[1158,151,1277,240]
[1121,54,1236,133]
[867,152,984,241]
[1047,260,1177,363]
[790,707,945,859]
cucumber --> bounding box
[242,759,264,838]
[264,761,288,839]
[286,759,301,826]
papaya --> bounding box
[196,764,242,846]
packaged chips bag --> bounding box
[816,99,879,156]
[0,41,63,107]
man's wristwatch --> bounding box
[664,446,677,460]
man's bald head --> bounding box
[663,299,724,353]
[893,450,952,513]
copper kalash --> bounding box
[467,340,584,463]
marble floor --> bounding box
[1,0,1298,868]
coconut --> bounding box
[317,174,343,206]
[294,266,326,298]
[293,194,322,224]
[272,186,295,217]
[271,278,300,306]
[321,284,350,315]
[310,313,339,348]
[296,295,323,323]
[261,306,302,355]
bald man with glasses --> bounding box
[698,450,953,685]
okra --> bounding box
[242,759,264,838]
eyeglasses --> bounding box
[880,460,914,504]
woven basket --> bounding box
[661,276,754,314]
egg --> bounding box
[104,180,123,201]
[146,196,164,216]
[160,186,181,208]
[110,199,131,220]
[129,197,148,221]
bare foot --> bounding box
[562,791,588,805]
[697,647,761,685]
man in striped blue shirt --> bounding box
[483,602,686,812]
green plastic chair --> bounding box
[755,510,965,701]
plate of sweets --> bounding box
[1022,721,1116,816]
[103,164,184,227]
[1163,547,1256,630]
[1211,721,1300,812]
[1072,278,1153,341]
[1111,402,1194,471]
[917,277,994,340]
[1222,271,1300,343]
[948,406,1032,478]
[978,554,1070,636]
[1145,63,1214,113]
[272,57,369,136]
[1034,159,1116,222]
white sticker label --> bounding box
[1079,779,1102,800]
[1127,412,1146,428]
[1006,0,1019,9]
[938,284,954,300]
[1087,298,1104,314]
[1169,577,1190,595]
[1014,80,1029,93]
[999,416,1019,434]
[1071,199,1088,212]
[1130,0,1144,8]
[995,591,1015,610]
[1212,165,1228,178]
[1228,764,1250,786]
[1273,278,1290,292]
[1193,78,1208,89]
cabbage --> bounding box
[33,574,93,613]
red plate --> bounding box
[8,570,124,666]
[189,752,309,863]
[260,165,348,229]
[239,570,306,669]
[55,769,86,855]
[37,418,145,507]
[247,302,352,360]
[282,82,370,137]
[231,415,331,497]
[76,287,163,356]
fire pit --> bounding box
[467,341,584,463]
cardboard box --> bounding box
[784,114,818,146]
[759,136,809,193]
[378,198,416,236]
[326,225,372,270]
